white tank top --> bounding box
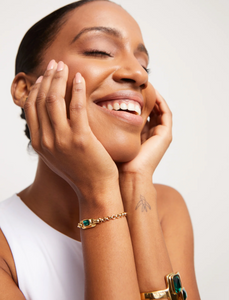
[0,194,85,300]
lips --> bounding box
[93,90,144,126]
[94,90,143,114]
[98,100,141,115]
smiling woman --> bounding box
[0,0,201,300]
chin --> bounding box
[104,139,141,163]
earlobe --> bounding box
[11,73,34,108]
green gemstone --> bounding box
[173,275,182,293]
[182,288,187,300]
[83,219,90,226]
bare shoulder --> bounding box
[154,184,194,269]
[154,184,194,255]
[154,183,186,208]
[0,229,25,299]
[154,184,190,226]
[0,229,17,283]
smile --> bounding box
[97,100,141,116]
[94,90,143,117]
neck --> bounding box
[18,158,81,241]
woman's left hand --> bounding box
[118,86,172,178]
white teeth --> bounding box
[127,103,135,111]
[108,104,113,110]
[135,105,141,116]
[101,101,141,116]
[113,103,120,110]
[120,103,128,110]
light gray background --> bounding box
[0,0,228,299]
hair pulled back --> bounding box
[16,0,109,140]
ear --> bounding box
[11,73,35,108]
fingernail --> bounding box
[75,72,82,83]
[36,76,43,83]
[47,59,55,70]
[57,61,64,72]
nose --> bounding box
[112,55,148,89]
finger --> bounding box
[23,76,43,146]
[155,90,172,128]
[70,73,89,134]
[141,119,150,143]
[152,103,160,115]
[148,103,161,127]
[141,131,149,144]
[36,59,57,134]
[45,61,69,133]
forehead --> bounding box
[60,1,144,42]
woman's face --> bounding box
[39,1,156,162]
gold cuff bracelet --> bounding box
[140,272,187,300]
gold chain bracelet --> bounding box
[77,212,127,229]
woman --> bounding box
[0,0,201,299]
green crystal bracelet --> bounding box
[77,212,127,229]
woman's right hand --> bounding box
[24,60,118,202]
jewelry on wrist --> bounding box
[77,212,127,229]
[140,272,187,300]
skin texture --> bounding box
[1,1,201,300]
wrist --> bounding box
[118,168,153,183]
[77,184,125,219]
[71,176,120,201]
[119,172,154,191]
[119,174,157,209]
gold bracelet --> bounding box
[140,272,187,300]
[77,212,127,229]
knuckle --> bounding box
[46,93,58,104]
[53,72,64,81]
[72,134,89,151]
[43,70,53,79]
[41,135,52,151]
[30,84,39,93]
[23,100,33,113]
[36,92,46,104]
[74,86,84,93]
[70,102,85,113]
[54,136,68,152]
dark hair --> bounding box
[16,0,109,140]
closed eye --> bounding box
[83,49,150,73]
[83,50,112,57]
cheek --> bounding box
[63,57,112,105]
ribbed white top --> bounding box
[0,194,84,300]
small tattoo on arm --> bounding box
[135,195,151,212]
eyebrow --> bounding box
[137,44,149,60]
[71,26,121,43]
[71,26,149,59]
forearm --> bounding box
[119,174,173,292]
[78,186,140,300]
